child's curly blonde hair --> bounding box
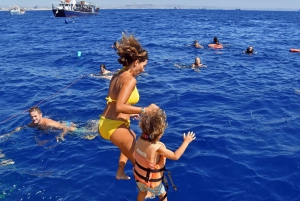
[139,107,168,142]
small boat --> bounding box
[52,0,99,17]
[10,5,26,15]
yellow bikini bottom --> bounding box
[98,116,130,140]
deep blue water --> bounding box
[0,9,300,201]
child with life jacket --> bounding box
[134,106,196,201]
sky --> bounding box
[1,0,300,10]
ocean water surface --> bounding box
[0,9,300,201]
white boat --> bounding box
[52,0,99,17]
[10,5,26,15]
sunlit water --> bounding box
[0,9,300,201]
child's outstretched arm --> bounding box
[157,131,196,160]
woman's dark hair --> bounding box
[246,46,254,53]
[213,37,219,44]
[115,33,148,66]
[139,108,168,142]
[100,64,106,70]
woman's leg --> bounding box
[110,126,136,180]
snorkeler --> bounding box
[1,106,97,142]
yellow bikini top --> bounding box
[106,86,140,105]
[106,67,140,105]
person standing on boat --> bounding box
[98,33,156,180]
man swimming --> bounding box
[191,57,204,68]
[1,106,97,142]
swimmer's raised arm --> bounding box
[157,131,196,160]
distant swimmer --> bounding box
[243,46,255,54]
[208,36,223,49]
[111,41,117,49]
[193,40,204,49]
[134,106,196,201]
[90,64,117,80]
[213,36,220,44]
[1,106,98,142]
[191,57,205,68]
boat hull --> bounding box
[10,11,26,15]
[52,9,98,17]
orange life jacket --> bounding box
[134,137,166,188]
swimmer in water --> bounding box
[191,57,205,68]
[243,46,255,54]
[1,106,98,142]
[213,36,220,44]
[193,40,204,49]
[91,64,117,80]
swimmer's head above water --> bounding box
[246,46,254,53]
[100,64,107,73]
[29,106,43,125]
[213,36,219,44]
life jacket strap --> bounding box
[158,192,167,201]
[166,169,177,191]
[134,168,163,182]
[136,160,165,172]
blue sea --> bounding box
[0,9,300,201]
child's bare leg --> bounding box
[137,191,147,201]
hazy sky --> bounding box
[1,0,300,9]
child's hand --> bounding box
[131,114,140,120]
[183,131,196,143]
